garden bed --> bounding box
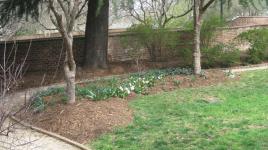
[17,69,234,144]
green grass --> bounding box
[91,70,268,150]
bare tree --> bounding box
[0,41,31,148]
[117,0,192,28]
[46,0,85,104]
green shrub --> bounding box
[178,16,228,67]
[122,24,178,61]
[202,44,241,68]
[31,96,45,113]
[201,16,226,48]
[31,87,65,112]
[77,88,97,99]
[200,16,241,68]
[238,28,268,64]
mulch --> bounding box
[18,69,237,144]
[21,99,133,144]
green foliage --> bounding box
[78,67,192,100]
[123,24,179,61]
[15,28,37,36]
[202,44,241,68]
[173,79,181,86]
[201,16,226,49]
[177,44,241,69]
[92,70,268,150]
[238,28,268,64]
[178,45,193,66]
[31,87,65,112]
[61,95,68,104]
[177,16,231,67]
[77,88,97,99]
[31,96,45,113]
[0,0,41,26]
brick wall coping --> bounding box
[0,29,130,43]
[233,16,268,19]
[218,24,268,30]
[0,28,188,43]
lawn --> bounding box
[91,70,268,150]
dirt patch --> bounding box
[20,99,133,144]
[18,69,236,144]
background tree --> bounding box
[112,0,193,62]
[83,0,109,69]
[116,0,192,28]
[212,0,268,19]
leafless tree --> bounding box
[46,0,86,103]
[0,41,31,149]
[117,0,192,28]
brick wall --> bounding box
[229,16,268,27]
[1,22,267,73]
[215,16,268,45]
[0,30,193,72]
[214,25,268,51]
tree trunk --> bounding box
[193,0,202,75]
[220,0,224,20]
[83,0,109,69]
[63,34,76,104]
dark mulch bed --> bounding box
[18,69,237,144]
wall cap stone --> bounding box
[0,28,189,43]
[0,29,131,43]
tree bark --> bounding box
[220,0,224,20]
[47,0,80,104]
[63,34,76,104]
[193,0,202,75]
[83,0,109,69]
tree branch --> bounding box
[202,0,216,12]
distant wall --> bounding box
[215,25,268,43]
[215,16,268,45]
[229,16,268,27]
[1,22,267,73]
[0,30,192,72]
